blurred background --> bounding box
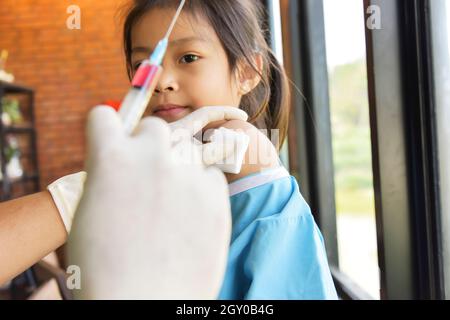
[0,0,129,191]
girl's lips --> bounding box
[153,104,189,118]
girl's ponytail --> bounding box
[264,50,291,150]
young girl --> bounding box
[123,0,337,299]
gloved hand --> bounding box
[47,106,249,235]
[67,106,232,299]
[47,171,87,234]
[169,106,250,174]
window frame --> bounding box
[264,0,291,169]
[281,0,445,299]
[404,0,445,299]
[282,0,339,269]
[365,0,444,299]
[429,0,450,299]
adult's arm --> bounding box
[0,191,66,285]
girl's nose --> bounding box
[154,70,179,94]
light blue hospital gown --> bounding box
[218,166,338,300]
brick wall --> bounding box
[0,0,130,188]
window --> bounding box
[323,0,379,299]
[283,0,445,299]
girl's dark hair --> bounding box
[122,0,291,148]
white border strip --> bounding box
[228,166,290,197]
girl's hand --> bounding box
[169,106,250,174]
[168,106,248,132]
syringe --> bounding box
[119,0,186,135]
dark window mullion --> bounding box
[287,0,339,268]
[364,0,415,299]
[399,0,444,299]
[364,0,444,299]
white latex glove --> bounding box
[47,106,249,235]
[169,106,250,174]
[67,106,232,300]
[47,171,87,234]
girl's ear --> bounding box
[236,53,264,95]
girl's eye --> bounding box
[180,54,199,64]
[134,61,142,70]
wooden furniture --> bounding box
[0,80,40,201]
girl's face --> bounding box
[131,8,243,123]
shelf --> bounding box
[0,172,39,185]
[19,172,39,183]
[1,125,35,134]
[0,80,33,94]
[0,81,39,202]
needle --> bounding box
[164,0,186,40]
